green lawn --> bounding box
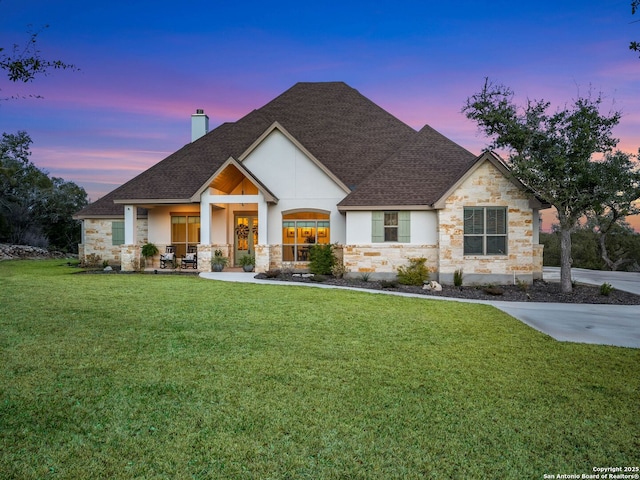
[1,260,638,479]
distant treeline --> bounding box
[541,226,640,272]
[0,131,89,253]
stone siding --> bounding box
[121,244,141,271]
[255,244,278,273]
[79,218,148,267]
[343,244,439,280]
[438,160,542,284]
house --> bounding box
[74,82,547,284]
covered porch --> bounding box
[117,160,276,272]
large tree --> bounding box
[463,80,637,292]
[0,131,88,251]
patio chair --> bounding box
[159,245,176,269]
[181,246,198,269]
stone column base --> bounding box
[254,244,271,273]
[121,244,141,271]
[197,245,213,272]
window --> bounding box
[171,214,200,257]
[112,221,124,246]
[282,212,330,262]
[384,212,398,241]
[372,211,410,242]
[463,207,507,255]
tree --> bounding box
[542,224,640,272]
[1,25,76,99]
[463,79,636,292]
[632,1,640,57]
[0,131,88,251]
[587,150,640,270]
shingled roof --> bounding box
[337,125,477,208]
[75,82,476,217]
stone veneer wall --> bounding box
[121,244,141,271]
[254,244,276,273]
[438,160,541,285]
[342,244,439,280]
[533,244,544,280]
[79,218,148,266]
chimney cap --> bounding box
[196,109,204,114]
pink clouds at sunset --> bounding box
[1,0,639,231]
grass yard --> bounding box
[1,260,638,479]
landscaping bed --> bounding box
[255,272,640,305]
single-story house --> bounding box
[74,82,547,284]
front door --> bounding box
[234,214,258,266]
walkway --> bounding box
[200,269,640,349]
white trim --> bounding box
[338,204,435,212]
[114,198,193,205]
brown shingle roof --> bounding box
[337,125,477,208]
[75,82,475,217]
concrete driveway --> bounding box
[543,267,640,295]
[493,267,639,349]
[201,268,640,349]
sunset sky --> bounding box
[1,0,639,230]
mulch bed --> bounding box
[255,273,640,305]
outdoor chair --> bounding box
[181,246,197,269]
[159,245,176,269]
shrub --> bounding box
[141,243,159,259]
[396,258,429,286]
[239,254,255,267]
[358,272,371,282]
[515,277,529,292]
[331,263,349,278]
[308,244,335,275]
[453,268,464,287]
[600,282,614,296]
[82,253,103,268]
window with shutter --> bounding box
[372,211,410,242]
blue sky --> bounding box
[1,0,638,227]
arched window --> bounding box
[282,211,330,262]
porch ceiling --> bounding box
[211,163,245,194]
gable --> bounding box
[242,128,348,200]
[432,152,547,210]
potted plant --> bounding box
[211,249,228,272]
[141,243,159,268]
[239,254,255,272]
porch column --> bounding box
[255,194,270,273]
[124,205,137,244]
[197,190,214,272]
[121,205,139,271]
[200,201,211,245]
[257,194,268,244]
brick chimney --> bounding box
[191,109,209,142]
